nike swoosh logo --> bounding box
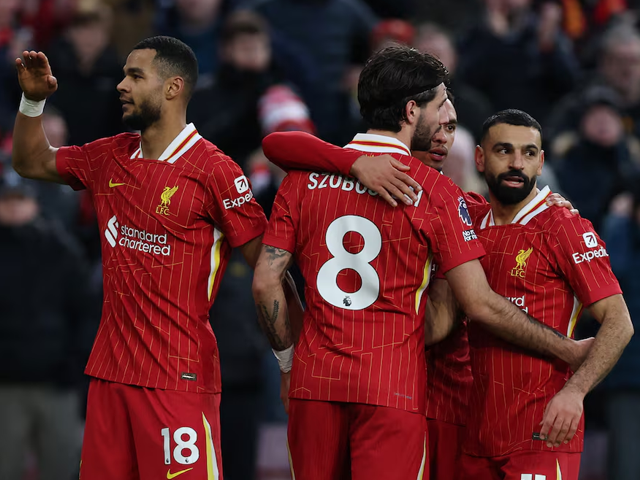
[167,468,193,479]
[109,179,126,188]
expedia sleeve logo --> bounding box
[458,196,473,227]
[224,175,254,209]
[572,231,608,264]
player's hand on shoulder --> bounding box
[539,384,585,448]
[350,154,421,207]
[546,193,578,215]
[15,51,58,101]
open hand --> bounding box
[546,193,578,215]
[539,386,584,448]
[15,51,58,101]
[350,154,422,207]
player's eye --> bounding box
[446,124,457,132]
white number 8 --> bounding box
[317,215,382,310]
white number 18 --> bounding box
[161,427,200,465]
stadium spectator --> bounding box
[548,23,640,140]
[46,3,123,146]
[247,0,377,145]
[601,187,640,480]
[457,0,581,126]
[155,0,228,87]
[0,164,98,480]
[414,23,493,142]
[188,10,314,169]
[554,86,640,231]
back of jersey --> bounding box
[263,134,485,413]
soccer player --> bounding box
[252,46,589,480]
[455,110,633,480]
[11,37,299,480]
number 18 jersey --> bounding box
[263,134,485,413]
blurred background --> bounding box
[0,0,639,479]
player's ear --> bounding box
[475,145,485,173]
[537,149,545,176]
[165,76,184,100]
[404,100,418,126]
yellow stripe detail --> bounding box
[567,296,583,338]
[208,230,224,301]
[415,255,433,313]
[556,458,563,480]
[202,413,218,480]
[416,434,426,480]
[287,440,296,480]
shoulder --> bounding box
[536,206,597,241]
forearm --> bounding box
[474,291,573,361]
[565,297,633,396]
[12,112,58,180]
[262,131,358,175]
[425,279,459,345]
[254,278,293,351]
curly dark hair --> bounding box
[358,45,449,132]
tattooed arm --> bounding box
[252,244,296,355]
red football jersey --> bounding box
[425,192,486,426]
[463,186,622,456]
[56,123,267,393]
[262,133,486,413]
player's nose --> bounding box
[116,78,129,93]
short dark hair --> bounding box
[358,45,449,132]
[133,36,198,99]
[480,109,542,144]
[221,10,269,45]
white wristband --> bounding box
[272,345,294,373]
[19,93,45,117]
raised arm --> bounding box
[262,131,421,207]
[444,259,587,365]
[12,51,64,183]
[540,294,633,448]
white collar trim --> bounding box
[130,123,201,163]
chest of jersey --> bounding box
[95,157,209,236]
[478,225,559,313]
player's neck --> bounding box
[489,187,538,225]
[139,114,188,160]
[366,129,412,150]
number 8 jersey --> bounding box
[263,134,486,413]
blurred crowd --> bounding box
[0,0,639,479]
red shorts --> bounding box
[427,418,463,480]
[287,399,427,480]
[459,451,581,480]
[80,379,222,480]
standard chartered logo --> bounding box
[104,215,171,256]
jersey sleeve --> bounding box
[551,214,622,306]
[262,131,359,175]
[261,172,301,254]
[425,178,486,273]
[205,158,268,248]
[55,137,114,191]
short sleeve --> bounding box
[56,137,114,191]
[205,158,268,248]
[552,214,622,307]
[262,173,300,254]
[425,179,485,273]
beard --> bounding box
[411,116,434,152]
[485,169,537,205]
[123,97,162,132]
